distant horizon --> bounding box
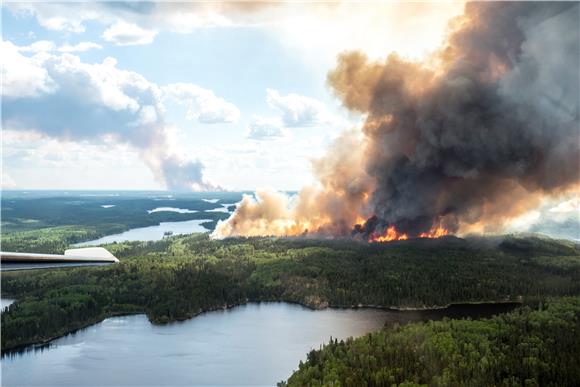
[2,189,578,243]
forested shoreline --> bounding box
[2,233,579,352]
[282,296,580,386]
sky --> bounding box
[1,1,465,191]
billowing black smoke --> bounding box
[330,2,580,237]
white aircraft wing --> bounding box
[0,248,119,271]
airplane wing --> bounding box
[0,247,119,271]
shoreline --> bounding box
[1,298,523,355]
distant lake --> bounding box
[147,207,198,214]
[73,219,211,247]
[205,206,231,213]
[205,202,236,214]
[1,301,519,386]
[202,198,219,203]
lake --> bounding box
[73,219,211,247]
[1,301,519,386]
[147,207,198,214]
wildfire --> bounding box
[368,224,449,243]
[368,226,409,242]
[419,225,449,238]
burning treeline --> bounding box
[212,2,580,242]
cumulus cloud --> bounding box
[5,1,275,48]
[246,116,287,140]
[102,21,158,46]
[1,40,229,191]
[162,83,240,124]
[28,9,89,33]
[266,89,334,127]
[17,40,56,53]
[504,195,580,241]
[1,41,55,98]
[243,89,340,141]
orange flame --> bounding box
[369,226,409,243]
[368,224,449,243]
[419,225,449,238]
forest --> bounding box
[2,233,579,353]
[282,296,580,386]
[2,193,579,382]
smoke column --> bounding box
[213,2,579,240]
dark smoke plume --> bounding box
[330,2,579,237]
[214,2,579,239]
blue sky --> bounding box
[1,2,462,190]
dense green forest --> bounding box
[2,194,579,382]
[282,296,580,386]
[2,233,579,352]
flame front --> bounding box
[368,226,409,243]
[419,226,449,239]
[368,224,449,243]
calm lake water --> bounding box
[1,301,518,386]
[73,219,211,247]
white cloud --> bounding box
[2,40,233,191]
[163,83,240,124]
[241,89,346,142]
[7,3,101,33]
[6,2,463,63]
[53,55,146,112]
[266,89,335,127]
[36,14,88,33]
[3,47,161,140]
[503,194,580,240]
[246,116,288,140]
[17,40,56,53]
[1,40,55,98]
[6,2,257,36]
[102,21,158,46]
[58,42,103,53]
